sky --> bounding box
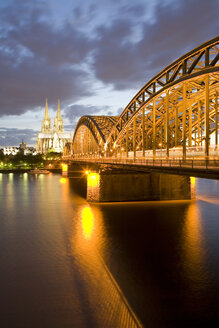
[0,0,218,146]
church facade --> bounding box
[36,99,72,154]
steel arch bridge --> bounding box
[72,37,219,160]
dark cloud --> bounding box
[0,128,37,146]
[0,1,92,117]
[93,0,218,90]
[0,0,218,124]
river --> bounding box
[0,172,219,327]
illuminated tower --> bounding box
[41,98,51,133]
[53,99,64,133]
[37,99,71,154]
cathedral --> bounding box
[36,99,72,154]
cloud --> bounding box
[0,0,218,125]
[0,127,37,147]
[64,104,111,127]
[0,1,93,117]
[92,0,219,90]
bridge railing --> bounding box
[69,157,219,171]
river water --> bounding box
[0,172,219,328]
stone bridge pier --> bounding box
[86,170,195,202]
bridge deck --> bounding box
[67,157,219,179]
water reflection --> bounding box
[190,176,196,198]
[5,174,16,219]
[183,202,206,282]
[22,173,29,207]
[81,206,94,240]
[59,177,67,184]
[9,172,14,181]
[181,200,209,316]
[72,200,143,327]
[0,174,218,327]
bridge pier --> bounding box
[87,170,195,202]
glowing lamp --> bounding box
[87,172,99,188]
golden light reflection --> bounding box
[72,204,143,327]
[23,172,28,180]
[59,177,67,184]
[182,202,206,284]
[9,173,14,181]
[190,176,196,186]
[190,176,196,199]
[81,206,94,239]
[87,172,99,188]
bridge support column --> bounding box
[126,126,129,158]
[215,91,218,148]
[86,171,194,202]
[142,108,145,157]
[189,100,192,147]
[153,98,156,158]
[205,74,210,158]
[198,100,202,146]
[133,117,136,160]
[165,91,169,158]
[182,82,187,159]
[175,105,178,147]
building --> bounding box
[3,143,36,156]
[3,146,20,155]
[36,99,72,154]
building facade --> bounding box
[37,99,71,154]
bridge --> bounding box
[64,37,219,180]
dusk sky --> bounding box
[0,0,218,146]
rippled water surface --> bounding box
[0,173,219,327]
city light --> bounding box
[87,172,99,188]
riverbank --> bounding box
[0,168,61,174]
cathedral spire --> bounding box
[41,98,51,133]
[44,98,50,120]
[53,99,64,133]
[56,99,62,120]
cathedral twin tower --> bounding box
[36,99,71,154]
[41,99,63,134]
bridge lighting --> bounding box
[87,172,99,188]
[62,164,68,171]
[72,38,218,162]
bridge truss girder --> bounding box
[72,37,219,159]
[111,73,218,159]
[72,115,118,157]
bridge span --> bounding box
[64,37,219,182]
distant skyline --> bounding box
[0,0,218,146]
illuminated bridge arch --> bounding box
[104,36,219,159]
[72,115,118,157]
[73,36,219,159]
